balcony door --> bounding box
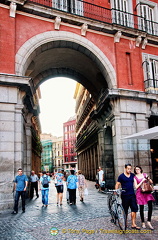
[139,4,155,34]
[53,0,83,15]
[112,0,133,27]
[151,60,158,89]
[143,54,158,93]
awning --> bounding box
[122,126,158,140]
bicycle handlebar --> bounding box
[106,189,125,194]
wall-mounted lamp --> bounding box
[103,123,107,129]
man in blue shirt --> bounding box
[115,163,140,229]
[67,170,78,205]
[12,168,28,214]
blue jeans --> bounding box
[14,191,26,212]
[41,189,49,205]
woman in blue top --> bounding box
[67,170,78,205]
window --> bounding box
[111,0,133,27]
[53,0,83,15]
[71,0,83,15]
[138,0,157,35]
[70,148,74,154]
[143,54,158,93]
[53,0,68,12]
[139,4,154,34]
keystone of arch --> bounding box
[15,31,116,88]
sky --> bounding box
[39,77,77,137]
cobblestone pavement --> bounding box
[0,180,158,240]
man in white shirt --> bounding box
[29,170,39,199]
[98,167,104,192]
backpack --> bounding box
[42,176,49,188]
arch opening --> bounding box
[16,31,116,101]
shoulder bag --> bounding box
[141,178,154,193]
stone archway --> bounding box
[15,31,116,94]
[14,30,118,187]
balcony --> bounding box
[76,120,98,150]
[144,79,158,94]
[27,0,158,37]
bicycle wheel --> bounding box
[110,201,117,224]
[107,193,113,211]
[116,204,126,230]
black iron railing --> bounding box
[144,79,158,93]
[27,0,158,36]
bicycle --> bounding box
[107,189,126,231]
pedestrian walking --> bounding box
[55,169,65,206]
[12,168,28,214]
[115,163,140,229]
[29,170,39,199]
[98,167,104,192]
[39,171,51,207]
[77,170,87,202]
[67,170,78,205]
[134,165,155,230]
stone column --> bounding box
[97,128,105,168]
[24,114,33,176]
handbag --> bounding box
[141,179,154,193]
[84,188,88,196]
[54,177,57,184]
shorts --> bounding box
[56,185,64,193]
[121,194,138,214]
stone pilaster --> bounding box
[97,128,105,168]
[111,94,152,180]
[0,74,33,210]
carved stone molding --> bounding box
[142,38,148,49]
[135,35,142,47]
[81,23,88,36]
[10,2,17,18]
[114,31,122,43]
[54,16,61,30]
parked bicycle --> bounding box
[107,189,126,230]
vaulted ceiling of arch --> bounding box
[25,41,108,100]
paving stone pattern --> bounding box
[0,180,158,240]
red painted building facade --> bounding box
[63,116,77,171]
